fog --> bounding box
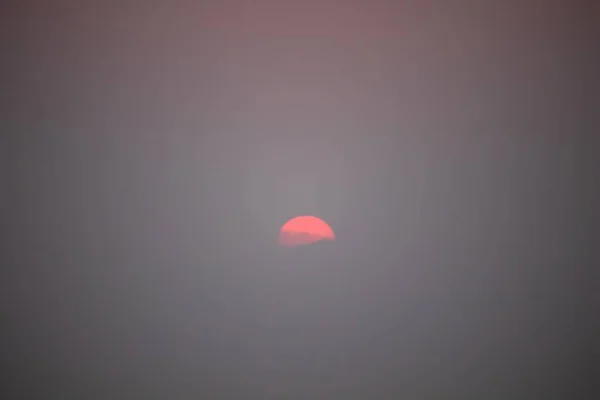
[3,1,596,398]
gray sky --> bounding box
[3,1,597,398]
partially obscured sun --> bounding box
[278,215,335,247]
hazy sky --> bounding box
[3,1,597,398]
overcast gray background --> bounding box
[3,1,598,398]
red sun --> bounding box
[278,215,335,247]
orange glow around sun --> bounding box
[278,215,335,247]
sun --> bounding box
[278,215,335,247]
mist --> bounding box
[3,1,597,398]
